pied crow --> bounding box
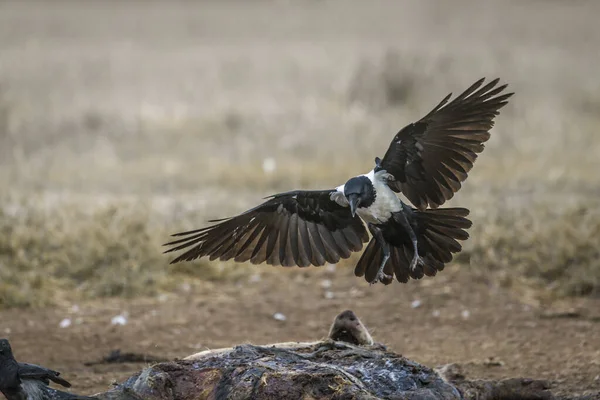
[0,339,94,400]
[164,78,513,284]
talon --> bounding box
[409,254,424,272]
[369,270,392,285]
[378,271,393,283]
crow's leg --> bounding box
[367,223,392,284]
[392,210,424,272]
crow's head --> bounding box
[0,339,12,359]
[343,176,375,217]
[0,338,20,392]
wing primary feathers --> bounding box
[275,208,290,266]
[317,223,342,263]
[250,223,272,264]
[295,217,312,267]
[164,190,367,269]
[228,222,264,262]
[380,77,514,210]
[424,92,453,117]
[306,221,328,265]
[266,213,284,266]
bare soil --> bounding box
[2,267,599,399]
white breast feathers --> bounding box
[359,169,402,224]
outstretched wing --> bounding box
[380,78,513,210]
[164,190,368,267]
[17,363,71,387]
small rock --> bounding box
[595,374,599,381]
[461,310,470,319]
[432,310,441,318]
[411,300,422,309]
[59,318,72,328]
[71,305,80,313]
[111,314,128,326]
[324,291,334,299]
[158,294,170,303]
[320,279,332,289]
[349,287,365,298]
[249,273,261,283]
[273,312,287,322]
[3,328,11,334]
[179,282,192,293]
[325,264,337,273]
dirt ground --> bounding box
[2,267,600,399]
[1,1,600,399]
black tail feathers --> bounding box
[355,207,472,284]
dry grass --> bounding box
[0,201,252,308]
[464,200,600,297]
[1,0,600,308]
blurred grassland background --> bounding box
[1,0,600,308]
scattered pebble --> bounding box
[325,264,337,273]
[432,310,441,318]
[273,312,287,322]
[3,328,11,334]
[262,158,277,174]
[111,314,128,326]
[59,318,72,328]
[320,279,332,289]
[158,294,170,303]
[595,375,599,381]
[249,273,262,283]
[411,300,422,309]
[461,310,470,319]
[70,305,80,313]
[324,291,334,299]
[179,282,192,293]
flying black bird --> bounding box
[164,78,513,284]
[0,339,94,400]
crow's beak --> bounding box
[348,194,360,218]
